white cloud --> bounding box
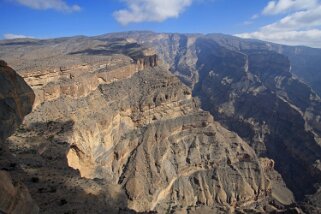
[114,0,193,25]
[3,33,34,39]
[262,6,321,32]
[14,0,81,12]
[236,1,321,48]
[262,0,318,15]
[236,29,321,48]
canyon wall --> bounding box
[0,36,310,213]
[21,63,294,212]
[0,60,38,214]
[105,32,321,212]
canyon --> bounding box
[0,32,320,213]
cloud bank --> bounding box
[114,0,193,25]
[236,0,321,48]
[14,0,81,12]
[263,0,318,15]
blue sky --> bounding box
[1,0,321,47]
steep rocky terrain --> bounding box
[95,32,321,212]
[195,40,321,201]
[1,32,321,213]
[203,34,321,97]
[0,38,299,213]
[0,60,38,213]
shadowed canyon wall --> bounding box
[0,60,38,214]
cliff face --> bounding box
[16,65,292,213]
[277,47,321,97]
[104,32,321,212]
[194,39,321,201]
[3,33,321,212]
[0,39,295,213]
[0,60,35,141]
[0,60,38,214]
[199,34,321,97]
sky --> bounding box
[1,0,321,48]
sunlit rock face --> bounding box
[4,34,320,212]
[0,60,38,214]
[0,37,295,213]
[22,63,291,213]
[102,32,321,211]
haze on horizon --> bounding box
[1,0,321,48]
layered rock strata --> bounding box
[0,36,306,213]
[107,32,321,211]
[12,53,294,212]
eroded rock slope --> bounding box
[100,32,321,212]
[0,39,296,213]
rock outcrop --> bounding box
[0,60,34,141]
[0,39,295,213]
[193,38,321,203]
[2,33,319,212]
[0,60,38,214]
[18,64,292,213]
[99,32,321,212]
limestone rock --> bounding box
[16,61,290,212]
[109,32,320,211]
[0,60,38,214]
[0,34,312,213]
[0,60,35,141]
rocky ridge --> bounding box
[98,32,321,212]
[0,38,296,213]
